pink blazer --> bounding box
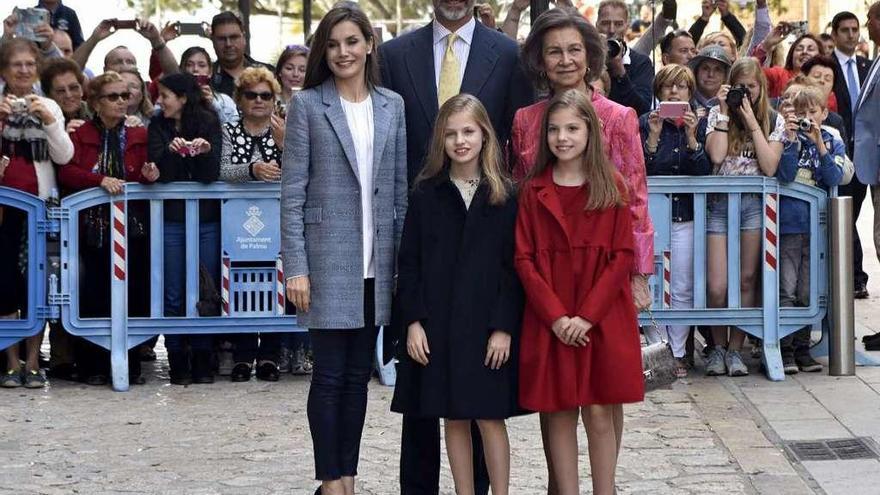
[511,92,655,275]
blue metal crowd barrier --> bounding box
[0,187,53,351]
[0,177,873,389]
[638,176,875,381]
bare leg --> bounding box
[583,405,618,495]
[476,419,510,495]
[546,409,580,495]
[4,343,18,371]
[445,419,475,495]
[321,479,345,495]
[540,413,559,495]
[611,404,624,459]
[24,332,44,372]
[341,476,354,495]
[707,235,729,347]
[729,231,762,351]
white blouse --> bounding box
[340,94,375,279]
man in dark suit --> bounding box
[596,0,654,115]
[380,0,533,183]
[831,10,873,299]
[379,1,532,492]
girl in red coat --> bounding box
[515,89,644,495]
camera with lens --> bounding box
[797,118,813,132]
[607,38,625,59]
[725,84,752,110]
[9,97,29,115]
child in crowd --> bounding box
[391,94,522,495]
[515,89,643,495]
[776,84,846,374]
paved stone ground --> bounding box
[3,197,880,494]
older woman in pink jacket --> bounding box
[510,8,654,493]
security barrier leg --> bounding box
[829,197,855,376]
[762,192,784,381]
[110,200,130,391]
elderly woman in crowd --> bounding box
[40,57,91,130]
[219,66,285,382]
[639,64,712,378]
[149,72,222,386]
[280,5,407,493]
[0,39,74,389]
[59,71,160,386]
[509,7,654,492]
[179,46,239,125]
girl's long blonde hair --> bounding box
[414,94,510,205]
[531,89,627,210]
[727,57,773,157]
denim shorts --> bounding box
[706,194,763,234]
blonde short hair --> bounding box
[784,83,826,112]
[653,64,695,98]
[234,67,281,103]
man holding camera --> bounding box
[596,0,654,115]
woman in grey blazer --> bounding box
[280,5,407,494]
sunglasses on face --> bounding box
[100,92,132,102]
[243,90,274,101]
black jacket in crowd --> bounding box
[639,112,711,223]
[610,49,655,116]
[147,112,222,223]
[391,175,523,419]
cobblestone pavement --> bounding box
[1,357,788,495]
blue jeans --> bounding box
[308,279,378,481]
[163,221,220,352]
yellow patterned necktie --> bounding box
[437,33,461,106]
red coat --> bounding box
[59,121,150,192]
[515,167,644,411]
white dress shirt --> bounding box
[340,94,376,279]
[432,17,476,89]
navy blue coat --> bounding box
[379,22,534,182]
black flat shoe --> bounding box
[314,487,321,495]
[255,362,280,382]
[86,374,108,386]
[230,363,252,382]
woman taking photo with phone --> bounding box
[179,46,239,124]
[280,5,407,494]
[639,64,711,378]
[704,57,786,377]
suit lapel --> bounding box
[371,88,391,182]
[322,79,360,183]
[857,57,880,113]
[461,23,498,98]
[405,24,438,128]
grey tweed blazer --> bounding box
[280,78,408,329]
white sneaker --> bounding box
[705,346,727,376]
[726,350,749,377]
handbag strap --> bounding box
[643,307,669,345]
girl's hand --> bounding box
[717,85,731,114]
[763,23,787,51]
[739,99,759,130]
[285,275,310,312]
[270,113,285,148]
[551,316,572,345]
[169,137,188,153]
[66,119,86,134]
[647,111,663,136]
[568,317,593,346]
[484,330,511,369]
[100,176,125,195]
[200,85,213,103]
[0,155,9,181]
[26,96,55,125]
[407,321,431,366]
[0,96,13,121]
[632,274,652,311]
[141,162,160,182]
[190,137,211,155]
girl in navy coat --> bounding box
[392,94,522,495]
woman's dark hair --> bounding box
[39,57,84,96]
[0,38,42,74]
[275,44,309,81]
[800,54,837,77]
[158,72,218,139]
[302,4,380,90]
[179,46,213,72]
[784,33,824,71]
[521,7,606,92]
